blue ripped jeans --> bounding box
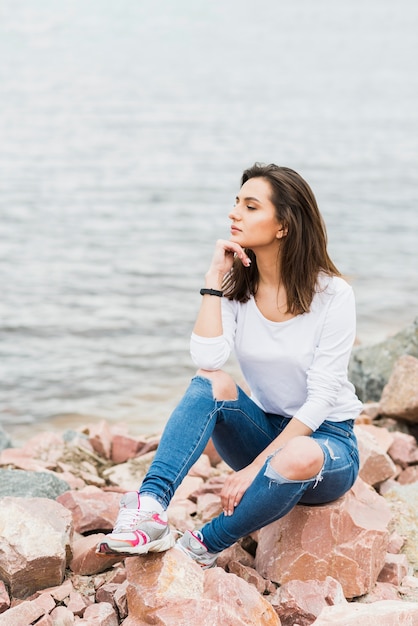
[140,376,359,553]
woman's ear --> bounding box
[276,224,288,239]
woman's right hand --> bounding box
[207,239,251,280]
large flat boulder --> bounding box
[254,478,392,598]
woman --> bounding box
[97,163,362,568]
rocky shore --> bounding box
[1,318,418,625]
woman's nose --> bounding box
[228,205,241,220]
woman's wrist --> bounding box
[204,270,224,290]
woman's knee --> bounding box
[269,436,324,480]
[196,369,238,401]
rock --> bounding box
[110,434,147,464]
[348,316,418,402]
[125,549,204,619]
[255,478,392,598]
[203,438,222,466]
[78,601,119,625]
[50,605,75,624]
[57,486,121,533]
[203,567,280,625]
[381,482,418,570]
[196,491,223,523]
[0,581,10,614]
[0,598,46,625]
[66,590,92,616]
[227,561,269,594]
[387,432,418,468]
[377,553,409,585]
[356,423,394,452]
[217,542,255,569]
[95,580,128,617]
[0,432,65,471]
[189,454,213,480]
[313,599,418,624]
[0,468,70,499]
[355,426,397,487]
[270,576,347,626]
[102,451,156,491]
[124,548,280,624]
[0,497,72,598]
[356,581,401,603]
[69,534,123,576]
[379,354,418,422]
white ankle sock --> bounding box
[139,494,165,514]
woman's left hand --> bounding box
[220,463,261,516]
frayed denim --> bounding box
[140,375,359,553]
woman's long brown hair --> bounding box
[222,163,341,315]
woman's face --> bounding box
[228,177,284,251]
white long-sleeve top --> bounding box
[190,274,362,431]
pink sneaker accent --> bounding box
[96,492,175,556]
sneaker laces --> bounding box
[113,507,154,533]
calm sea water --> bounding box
[0,0,417,440]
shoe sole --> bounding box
[96,531,175,556]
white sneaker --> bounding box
[175,530,219,569]
[96,491,175,556]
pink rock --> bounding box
[358,403,381,421]
[172,475,204,502]
[313,599,418,624]
[387,531,405,554]
[0,599,46,626]
[356,423,394,452]
[35,615,54,625]
[0,433,64,471]
[0,497,72,598]
[377,553,409,585]
[110,434,146,464]
[123,598,253,626]
[203,438,222,466]
[66,590,91,616]
[189,454,213,479]
[57,486,121,533]
[196,492,223,523]
[40,579,74,602]
[125,550,204,620]
[70,534,124,576]
[387,431,418,468]
[78,601,119,625]
[379,354,418,423]
[255,478,392,598]
[217,542,255,570]
[227,561,269,594]
[83,420,113,459]
[32,592,56,614]
[95,580,128,620]
[360,581,401,602]
[0,449,49,471]
[113,579,129,620]
[0,581,10,614]
[203,567,280,625]
[50,604,76,624]
[355,427,396,486]
[167,499,197,532]
[51,469,86,490]
[271,576,347,626]
[397,466,418,484]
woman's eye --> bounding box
[247,205,256,211]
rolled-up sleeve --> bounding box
[190,299,237,370]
